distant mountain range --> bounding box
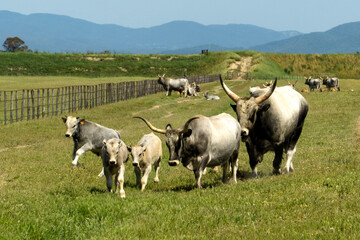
[0,10,359,54]
[251,22,360,53]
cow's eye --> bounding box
[72,125,76,128]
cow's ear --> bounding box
[166,124,172,130]
[259,104,271,113]
[230,104,237,112]
[79,118,85,125]
[62,116,67,123]
[127,146,132,152]
[183,129,192,138]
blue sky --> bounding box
[2,0,360,33]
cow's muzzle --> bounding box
[65,134,71,137]
[132,162,139,167]
[168,160,180,166]
[109,161,116,165]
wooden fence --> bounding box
[0,75,220,125]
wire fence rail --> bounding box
[0,75,220,125]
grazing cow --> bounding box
[101,138,128,198]
[220,76,308,176]
[322,77,340,91]
[127,133,162,191]
[62,116,121,176]
[157,74,190,97]
[134,113,241,188]
[203,92,220,100]
[305,77,321,91]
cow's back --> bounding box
[80,121,120,150]
[257,86,308,143]
[184,113,240,167]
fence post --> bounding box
[10,91,14,124]
[15,91,18,122]
[27,90,30,121]
[4,92,7,125]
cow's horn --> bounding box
[219,74,240,103]
[254,78,277,104]
[134,116,166,134]
[178,117,199,134]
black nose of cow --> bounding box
[132,162,139,167]
[65,134,70,137]
[110,161,116,165]
[241,129,249,137]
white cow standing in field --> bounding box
[127,133,162,191]
[101,138,128,198]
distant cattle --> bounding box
[134,113,241,188]
[288,80,298,89]
[101,138,128,198]
[322,77,340,91]
[157,74,190,97]
[203,92,220,100]
[305,77,321,91]
[62,116,120,177]
[220,76,308,176]
[127,133,162,191]
[187,82,200,96]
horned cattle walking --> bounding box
[220,76,308,176]
[101,138,128,198]
[127,133,162,191]
[62,116,121,177]
[305,77,321,91]
[322,77,340,91]
[157,74,190,97]
[134,113,241,188]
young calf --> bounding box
[127,133,162,191]
[101,138,128,198]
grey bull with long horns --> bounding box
[134,113,241,188]
[220,75,308,176]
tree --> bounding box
[3,37,29,52]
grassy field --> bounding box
[0,77,359,239]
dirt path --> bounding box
[229,56,253,79]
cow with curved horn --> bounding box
[157,74,190,97]
[220,75,308,176]
[134,113,241,188]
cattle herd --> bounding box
[62,73,339,198]
[304,76,340,92]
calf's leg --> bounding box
[141,165,152,191]
[115,163,126,198]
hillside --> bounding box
[252,22,360,54]
[0,51,242,77]
[0,10,301,54]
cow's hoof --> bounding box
[273,169,281,175]
[120,191,125,198]
[154,177,159,183]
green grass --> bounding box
[0,52,236,78]
[0,78,359,239]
